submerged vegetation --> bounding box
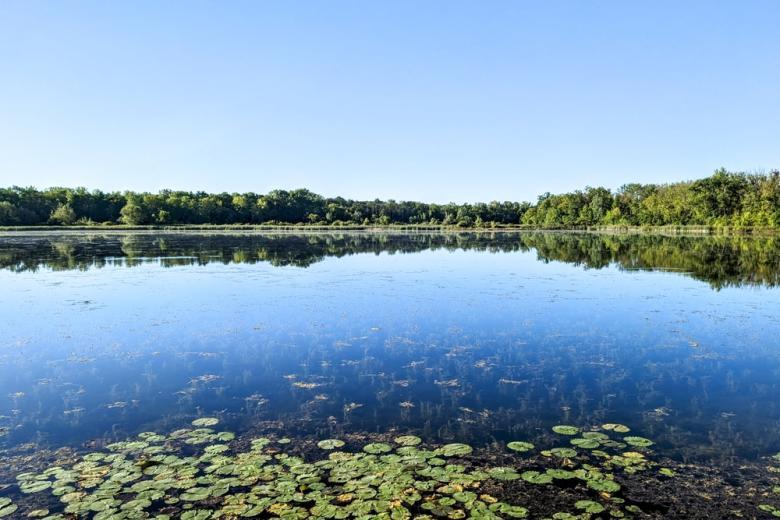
[0,418,720,519]
[1,169,780,229]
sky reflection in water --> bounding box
[0,232,779,465]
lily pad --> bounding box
[436,443,473,457]
[552,425,580,435]
[623,436,654,447]
[521,470,553,484]
[602,423,630,433]
[394,435,422,446]
[570,438,599,449]
[575,500,605,513]
[507,441,534,453]
[191,417,219,427]
[487,467,521,481]
[362,442,393,454]
[317,439,345,450]
[549,447,577,458]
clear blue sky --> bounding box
[1,1,778,203]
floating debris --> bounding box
[292,382,322,390]
[343,402,363,413]
[498,378,527,385]
[189,374,221,385]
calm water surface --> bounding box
[1,231,779,465]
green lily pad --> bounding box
[191,417,219,427]
[0,504,17,518]
[586,478,621,493]
[507,441,534,453]
[549,447,577,458]
[394,435,422,446]
[552,425,580,435]
[19,480,52,493]
[623,436,654,447]
[317,439,345,450]
[602,423,630,433]
[436,443,473,457]
[487,467,521,481]
[521,470,553,484]
[362,442,393,454]
[575,500,605,513]
[546,469,576,479]
[570,438,599,449]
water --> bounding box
[1,231,779,468]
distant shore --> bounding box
[2,223,779,236]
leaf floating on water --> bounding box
[575,500,606,513]
[570,438,600,449]
[317,439,345,450]
[507,441,534,453]
[549,447,577,458]
[521,470,553,485]
[362,442,393,454]
[4,421,677,519]
[602,423,631,433]
[623,436,654,447]
[552,425,580,435]
[436,443,473,457]
[191,417,219,427]
[394,435,422,446]
[487,467,521,481]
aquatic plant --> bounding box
[569,438,599,450]
[435,443,473,457]
[0,498,17,518]
[7,420,672,519]
[521,471,553,485]
[602,423,630,433]
[574,500,605,513]
[316,439,345,450]
[551,425,579,436]
[548,447,577,459]
[623,436,654,448]
[507,441,534,453]
[394,435,422,447]
[758,504,780,517]
[488,467,521,481]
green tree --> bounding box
[49,203,77,225]
[119,195,149,225]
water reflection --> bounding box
[0,231,779,469]
[2,231,780,289]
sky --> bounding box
[0,1,778,203]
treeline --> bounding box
[1,168,779,228]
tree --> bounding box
[0,201,18,225]
[49,203,77,225]
[119,195,149,225]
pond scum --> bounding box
[1,419,779,519]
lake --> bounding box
[1,231,779,518]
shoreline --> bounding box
[1,224,780,237]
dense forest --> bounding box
[1,168,779,228]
